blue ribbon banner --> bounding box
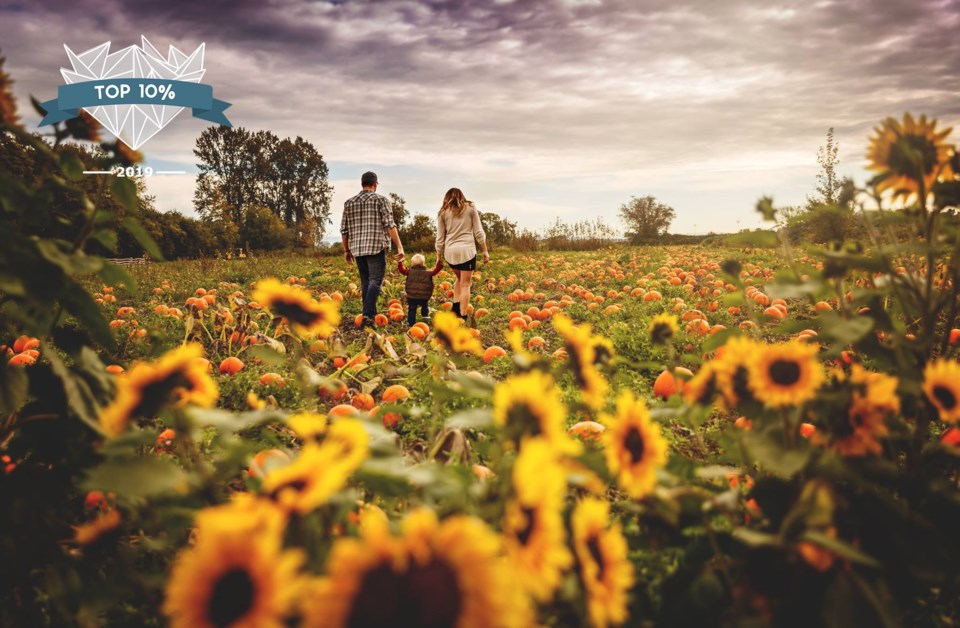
[39,78,232,127]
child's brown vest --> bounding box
[405,268,434,300]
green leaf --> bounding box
[0,363,29,414]
[801,530,881,568]
[732,527,780,547]
[121,216,164,261]
[0,271,26,297]
[35,239,103,275]
[445,408,493,430]
[740,430,811,478]
[819,312,875,345]
[185,407,286,433]
[90,229,118,252]
[59,151,85,181]
[46,350,104,433]
[109,176,138,213]
[59,280,115,349]
[83,456,189,498]
[702,327,740,353]
[97,261,137,296]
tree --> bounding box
[809,127,843,208]
[405,213,437,251]
[389,193,409,236]
[619,195,676,244]
[241,205,292,252]
[479,211,517,247]
[194,127,332,242]
[194,126,260,224]
[261,136,332,240]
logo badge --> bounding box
[39,36,231,149]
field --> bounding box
[3,112,960,627]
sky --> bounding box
[2,0,959,238]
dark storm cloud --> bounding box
[1,0,958,230]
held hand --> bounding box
[483,252,491,264]
[395,250,405,262]
[344,251,354,263]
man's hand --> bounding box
[482,251,491,264]
[395,249,405,262]
[344,251,354,263]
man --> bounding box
[340,171,405,327]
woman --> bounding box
[435,188,489,322]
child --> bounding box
[398,254,443,327]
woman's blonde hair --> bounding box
[439,188,472,217]
[410,253,426,267]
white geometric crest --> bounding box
[61,36,205,149]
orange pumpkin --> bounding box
[382,384,411,403]
[247,449,290,479]
[568,421,606,442]
[351,392,376,411]
[483,346,508,364]
[219,356,245,375]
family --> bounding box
[340,171,490,329]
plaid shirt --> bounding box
[340,190,395,257]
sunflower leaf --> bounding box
[83,456,190,498]
[801,530,881,568]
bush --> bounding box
[784,204,865,244]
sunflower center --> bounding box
[586,535,605,581]
[567,343,588,387]
[506,403,544,441]
[694,374,717,405]
[650,322,674,344]
[769,360,801,386]
[133,371,192,419]
[889,134,939,178]
[593,343,612,365]
[272,299,320,326]
[347,558,462,628]
[517,507,537,546]
[733,366,753,402]
[208,567,255,628]
[932,385,957,411]
[624,427,646,464]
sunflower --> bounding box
[303,509,532,628]
[100,343,218,437]
[252,278,340,338]
[493,370,582,454]
[553,314,610,410]
[602,390,668,499]
[747,341,824,408]
[432,311,484,356]
[503,438,573,602]
[923,359,960,423]
[683,362,721,406]
[572,498,634,628]
[831,366,899,456]
[287,412,328,443]
[164,499,305,628]
[867,113,955,202]
[713,336,760,408]
[261,419,369,514]
[648,313,679,345]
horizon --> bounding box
[2,0,958,237]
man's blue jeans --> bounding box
[355,250,386,320]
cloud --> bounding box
[2,0,958,234]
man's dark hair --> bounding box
[361,171,378,187]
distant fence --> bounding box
[106,257,150,266]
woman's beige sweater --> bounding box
[436,203,486,266]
